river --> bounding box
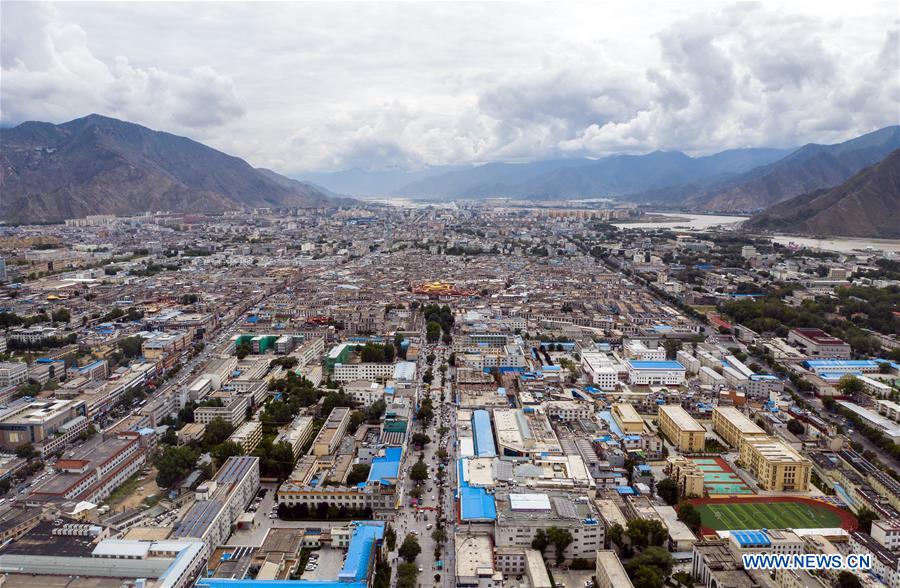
[612,212,900,254]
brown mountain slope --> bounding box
[743,149,900,238]
[0,114,343,223]
[682,126,899,212]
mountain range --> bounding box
[2,114,897,237]
[743,149,900,239]
[0,114,346,223]
[303,126,899,217]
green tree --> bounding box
[663,339,682,360]
[608,523,624,548]
[531,528,549,552]
[677,503,702,534]
[235,342,252,359]
[412,433,431,447]
[626,547,674,576]
[347,463,371,485]
[410,459,429,483]
[155,445,199,488]
[385,526,397,551]
[856,508,877,533]
[630,566,664,588]
[118,336,144,358]
[212,441,244,467]
[396,563,418,588]
[398,534,421,563]
[838,375,865,396]
[656,478,678,506]
[786,419,805,435]
[202,418,235,448]
[15,443,36,460]
[835,571,862,588]
[546,526,573,565]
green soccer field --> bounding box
[694,501,844,530]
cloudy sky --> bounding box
[2,1,897,175]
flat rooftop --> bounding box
[659,405,704,432]
[714,406,766,435]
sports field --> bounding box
[690,497,854,531]
[690,457,753,495]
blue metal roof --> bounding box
[731,530,771,547]
[803,360,878,368]
[627,360,685,370]
[615,486,636,495]
[197,581,366,588]
[338,521,385,582]
[460,486,497,521]
[367,447,402,485]
[472,410,496,458]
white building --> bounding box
[0,362,27,387]
[625,360,686,386]
[623,340,666,361]
[581,352,623,391]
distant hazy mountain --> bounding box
[392,159,593,199]
[681,126,900,212]
[0,114,344,223]
[383,148,791,201]
[743,149,900,239]
[300,167,463,197]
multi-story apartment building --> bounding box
[595,550,634,588]
[738,436,811,491]
[849,531,900,588]
[277,414,316,459]
[229,420,263,453]
[170,456,260,557]
[871,519,900,551]
[666,455,706,498]
[0,362,27,388]
[194,395,249,428]
[625,360,686,386]
[543,400,592,422]
[581,352,623,391]
[493,491,604,562]
[658,405,705,452]
[333,362,395,382]
[30,433,146,504]
[311,407,350,456]
[611,403,645,434]
[712,406,768,449]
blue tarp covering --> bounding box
[338,521,385,582]
[367,447,402,485]
[472,410,497,458]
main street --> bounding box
[388,343,458,587]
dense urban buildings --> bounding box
[0,202,896,588]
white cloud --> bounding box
[1,1,896,173]
[0,2,245,135]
